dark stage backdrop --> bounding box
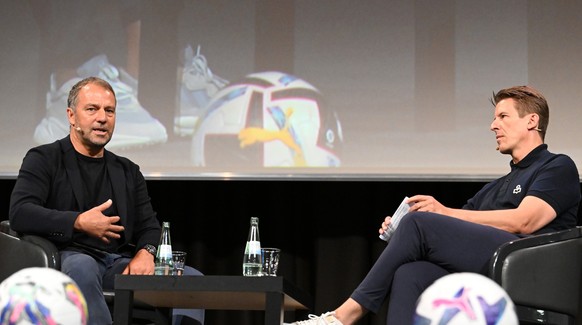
[1,1,582,181]
[3,178,581,324]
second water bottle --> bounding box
[243,217,262,276]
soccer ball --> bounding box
[413,272,518,325]
[191,71,343,168]
[0,267,88,325]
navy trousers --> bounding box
[350,211,520,325]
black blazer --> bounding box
[9,136,161,254]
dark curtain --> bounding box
[2,178,580,324]
[145,179,485,324]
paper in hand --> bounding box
[379,196,411,242]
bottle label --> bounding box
[158,244,172,259]
[245,241,261,255]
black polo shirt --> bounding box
[463,144,580,234]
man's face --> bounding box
[67,83,116,153]
[490,98,530,155]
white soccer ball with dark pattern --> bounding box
[0,267,88,325]
[191,71,343,168]
[413,272,518,325]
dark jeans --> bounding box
[349,212,519,324]
[60,249,204,325]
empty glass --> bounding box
[172,251,187,275]
[261,248,281,276]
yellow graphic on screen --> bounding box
[238,107,306,166]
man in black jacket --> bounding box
[10,76,204,325]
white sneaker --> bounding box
[290,312,343,324]
[175,45,228,136]
[34,54,168,150]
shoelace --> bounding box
[294,313,336,324]
[293,315,320,324]
[183,45,228,90]
[97,64,137,107]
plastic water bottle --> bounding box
[155,221,174,275]
[243,217,262,276]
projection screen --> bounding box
[1,0,581,181]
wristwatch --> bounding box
[143,244,157,256]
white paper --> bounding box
[379,196,411,242]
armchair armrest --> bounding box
[0,220,61,282]
[1,221,158,323]
[0,219,16,236]
[489,227,582,321]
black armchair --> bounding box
[0,219,157,324]
[489,226,582,325]
[0,219,60,280]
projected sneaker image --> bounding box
[34,54,167,150]
[175,45,229,137]
[191,71,343,168]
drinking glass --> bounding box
[172,251,187,276]
[261,248,280,276]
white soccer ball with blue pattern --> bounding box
[0,267,88,325]
[413,272,518,325]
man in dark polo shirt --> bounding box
[291,85,581,325]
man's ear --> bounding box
[67,107,75,126]
[528,113,540,130]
